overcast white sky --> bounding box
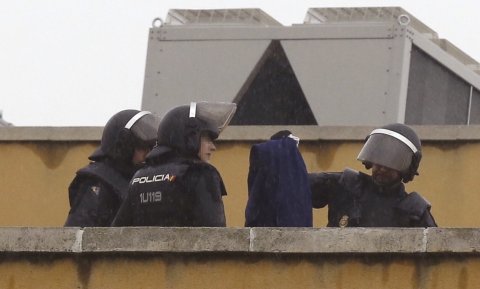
[1,0,479,126]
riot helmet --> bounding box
[90,110,159,165]
[357,123,422,183]
[155,102,236,158]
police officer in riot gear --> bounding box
[112,101,236,227]
[309,123,437,227]
[65,110,159,227]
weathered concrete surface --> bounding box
[0,227,479,254]
[0,227,81,252]
[82,227,251,252]
[1,228,480,289]
[3,125,480,141]
[0,127,103,141]
[426,228,480,253]
[250,227,426,253]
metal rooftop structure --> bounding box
[142,7,480,126]
[304,7,435,36]
[165,9,282,26]
[304,7,480,74]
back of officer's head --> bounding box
[89,110,158,166]
[357,123,422,183]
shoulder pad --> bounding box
[308,171,342,183]
[186,161,227,196]
[397,192,431,220]
[339,168,364,197]
[76,161,129,200]
[339,168,360,184]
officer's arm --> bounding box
[189,169,227,227]
[111,187,135,227]
[308,173,331,208]
[417,210,438,227]
[64,178,103,227]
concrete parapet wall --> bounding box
[1,227,480,288]
[2,227,480,254]
[3,125,480,141]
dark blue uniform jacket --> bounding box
[245,137,312,227]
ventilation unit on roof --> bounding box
[142,7,480,126]
[165,9,282,26]
[304,7,438,39]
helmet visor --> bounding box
[357,132,415,172]
[126,112,160,146]
[192,102,237,134]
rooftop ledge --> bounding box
[1,227,479,254]
[2,125,480,141]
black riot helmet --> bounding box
[155,102,237,158]
[357,123,422,183]
[89,110,159,165]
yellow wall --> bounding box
[0,142,96,226]
[1,254,479,289]
[0,140,478,227]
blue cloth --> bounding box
[245,137,313,227]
